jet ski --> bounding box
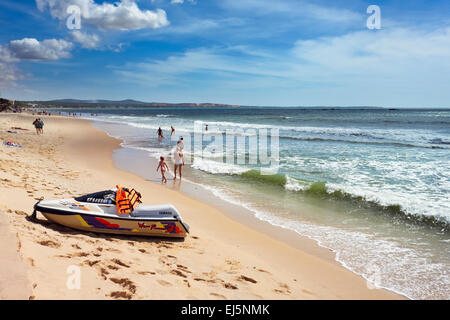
[32,185,189,238]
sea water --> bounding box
[56,107,450,299]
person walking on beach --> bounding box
[32,118,42,135]
[156,156,169,183]
[40,118,44,134]
[173,150,184,180]
[32,118,39,135]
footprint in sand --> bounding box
[109,278,136,294]
[100,268,110,279]
[301,288,314,296]
[176,264,191,273]
[107,264,119,271]
[157,280,172,287]
[85,260,100,267]
[274,282,291,295]
[112,259,130,268]
[137,271,156,275]
[14,210,28,216]
[256,268,271,274]
[158,243,173,249]
[238,275,257,284]
[224,282,238,290]
[170,269,187,278]
[74,252,90,257]
[37,240,61,248]
[210,293,227,300]
[155,268,168,275]
[109,291,132,300]
[159,255,177,266]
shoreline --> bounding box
[112,145,338,263]
[0,113,404,299]
[108,128,412,300]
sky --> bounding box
[0,0,449,107]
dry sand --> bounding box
[0,113,404,300]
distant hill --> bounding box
[19,99,393,110]
[22,99,240,108]
[48,99,148,105]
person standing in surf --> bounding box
[171,126,175,136]
[157,127,164,139]
[173,150,184,180]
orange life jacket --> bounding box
[116,185,142,214]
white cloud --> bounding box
[0,55,22,88]
[36,0,169,31]
[0,45,19,63]
[221,0,361,23]
[9,38,73,61]
[0,38,73,88]
[171,0,196,4]
[71,31,100,49]
[113,47,290,88]
[113,27,450,107]
[291,27,450,76]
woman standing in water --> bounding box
[173,150,184,180]
[157,127,164,139]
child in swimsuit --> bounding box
[156,156,169,183]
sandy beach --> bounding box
[0,113,403,300]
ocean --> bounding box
[54,107,450,299]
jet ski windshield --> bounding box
[74,190,116,204]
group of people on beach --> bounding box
[157,137,185,183]
[32,118,44,135]
[156,124,210,183]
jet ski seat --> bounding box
[74,190,116,205]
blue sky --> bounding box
[0,0,449,107]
